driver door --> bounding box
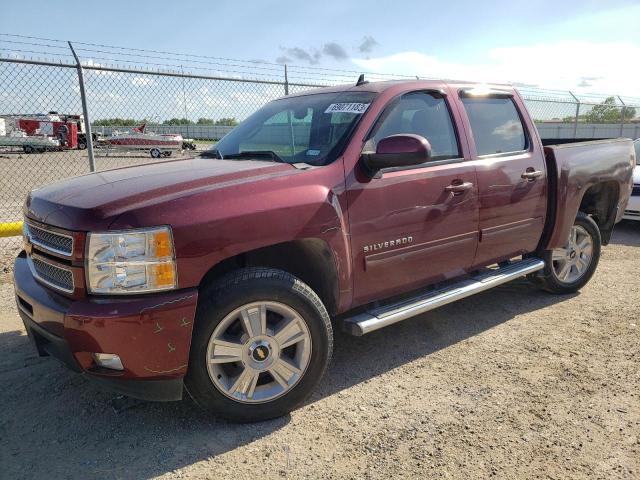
[346,90,479,306]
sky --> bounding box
[1,0,640,97]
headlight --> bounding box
[86,226,177,294]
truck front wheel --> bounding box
[185,268,333,422]
[536,212,601,294]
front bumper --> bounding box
[622,193,640,221]
[14,252,199,401]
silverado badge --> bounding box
[363,236,413,253]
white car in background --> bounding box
[623,139,640,221]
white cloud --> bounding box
[352,41,640,98]
[82,59,122,78]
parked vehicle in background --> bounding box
[622,138,640,221]
[97,123,184,158]
[1,113,78,151]
[14,79,635,422]
[49,112,100,150]
[0,118,61,152]
[182,139,197,150]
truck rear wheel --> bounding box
[535,212,601,294]
[185,267,333,422]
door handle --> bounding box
[445,181,473,194]
[521,169,543,180]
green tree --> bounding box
[93,118,142,126]
[196,118,215,125]
[163,118,194,125]
[584,96,636,123]
[214,117,239,126]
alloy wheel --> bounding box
[206,301,312,404]
[551,225,594,283]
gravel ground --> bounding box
[0,221,638,480]
[0,146,209,251]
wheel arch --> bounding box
[198,238,341,316]
[578,180,619,245]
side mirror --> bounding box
[362,134,432,173]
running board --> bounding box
[342,258,545,336]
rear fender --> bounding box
[542,139,634,250]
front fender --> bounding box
[178,185,350,289]
[110,166,352,309]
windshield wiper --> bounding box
[223,150,286,163]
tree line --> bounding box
[559,97,637,123]
[93,117,239,126]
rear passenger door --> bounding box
[458,91,547,267]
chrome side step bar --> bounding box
[343,258,545,336]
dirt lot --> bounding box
[0,146,209,251]
[0,222,638,480]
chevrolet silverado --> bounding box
[15,79,635,422]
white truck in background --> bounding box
[0,117,60,153]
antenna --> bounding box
[356,74,368,86]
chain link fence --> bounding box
[1,35,639,255]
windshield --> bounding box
[209,91,376,166]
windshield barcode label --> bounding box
[324,103,370,114]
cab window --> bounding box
[365,91,460,161]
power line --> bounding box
[74,46,285,73]
[0,33,408,80]
[0,32,638,103]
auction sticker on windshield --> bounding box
[324,103,370,114]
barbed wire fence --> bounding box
[1,33,639,253]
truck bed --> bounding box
[542,138,635,249]
[540,137,611,146]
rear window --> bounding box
[461,97,527,156]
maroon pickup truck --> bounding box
[15,79,635,422]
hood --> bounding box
[25,157,294,230]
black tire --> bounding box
[534,212,601,294]
[23,145,34,154]
[78,141,87,150]
[185,267,333,422]
[150,148,161,158]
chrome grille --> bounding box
[31,257,74,293]
[26,222,73,256]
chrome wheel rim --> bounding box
[551,225,593,283]
[206,301,312,404]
